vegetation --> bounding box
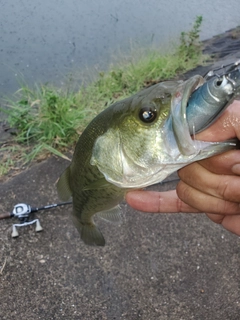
[0,16,205,177]
[177,16,203,61]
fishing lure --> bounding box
[187,60,240,134]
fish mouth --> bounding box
[169,75,205,155]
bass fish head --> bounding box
[90,75,232,189]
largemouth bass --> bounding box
[57,63,240,246]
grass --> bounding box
[0,16,205,177]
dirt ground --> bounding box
[0,28,240,320]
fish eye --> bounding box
[139,106,157,123]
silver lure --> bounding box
[187,60,240,134]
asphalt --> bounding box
[1,28,240,320]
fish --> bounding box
[57,63,240,246]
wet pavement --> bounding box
[0,28,240,320]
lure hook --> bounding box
[204,59,240,80]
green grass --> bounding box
[0,16,205,177]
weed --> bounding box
[177,15,203,62]
[4,85,82,147]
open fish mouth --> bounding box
[170,75,205,155]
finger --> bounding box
[125,190,199,213]
[206,212,240,236]
[177,181,240,215]
[197,150,240,175]
[178,162,240,203]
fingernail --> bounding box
[231,164,240,175]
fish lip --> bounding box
[171,75,205,124]
[169,75,205,155]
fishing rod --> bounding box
[0,176,180,239]
[0,201,72,238]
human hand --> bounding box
[126,100,240,236]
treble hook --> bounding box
[203,60,240,80]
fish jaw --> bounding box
[170,75,205,155]
[91,123,235,189]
